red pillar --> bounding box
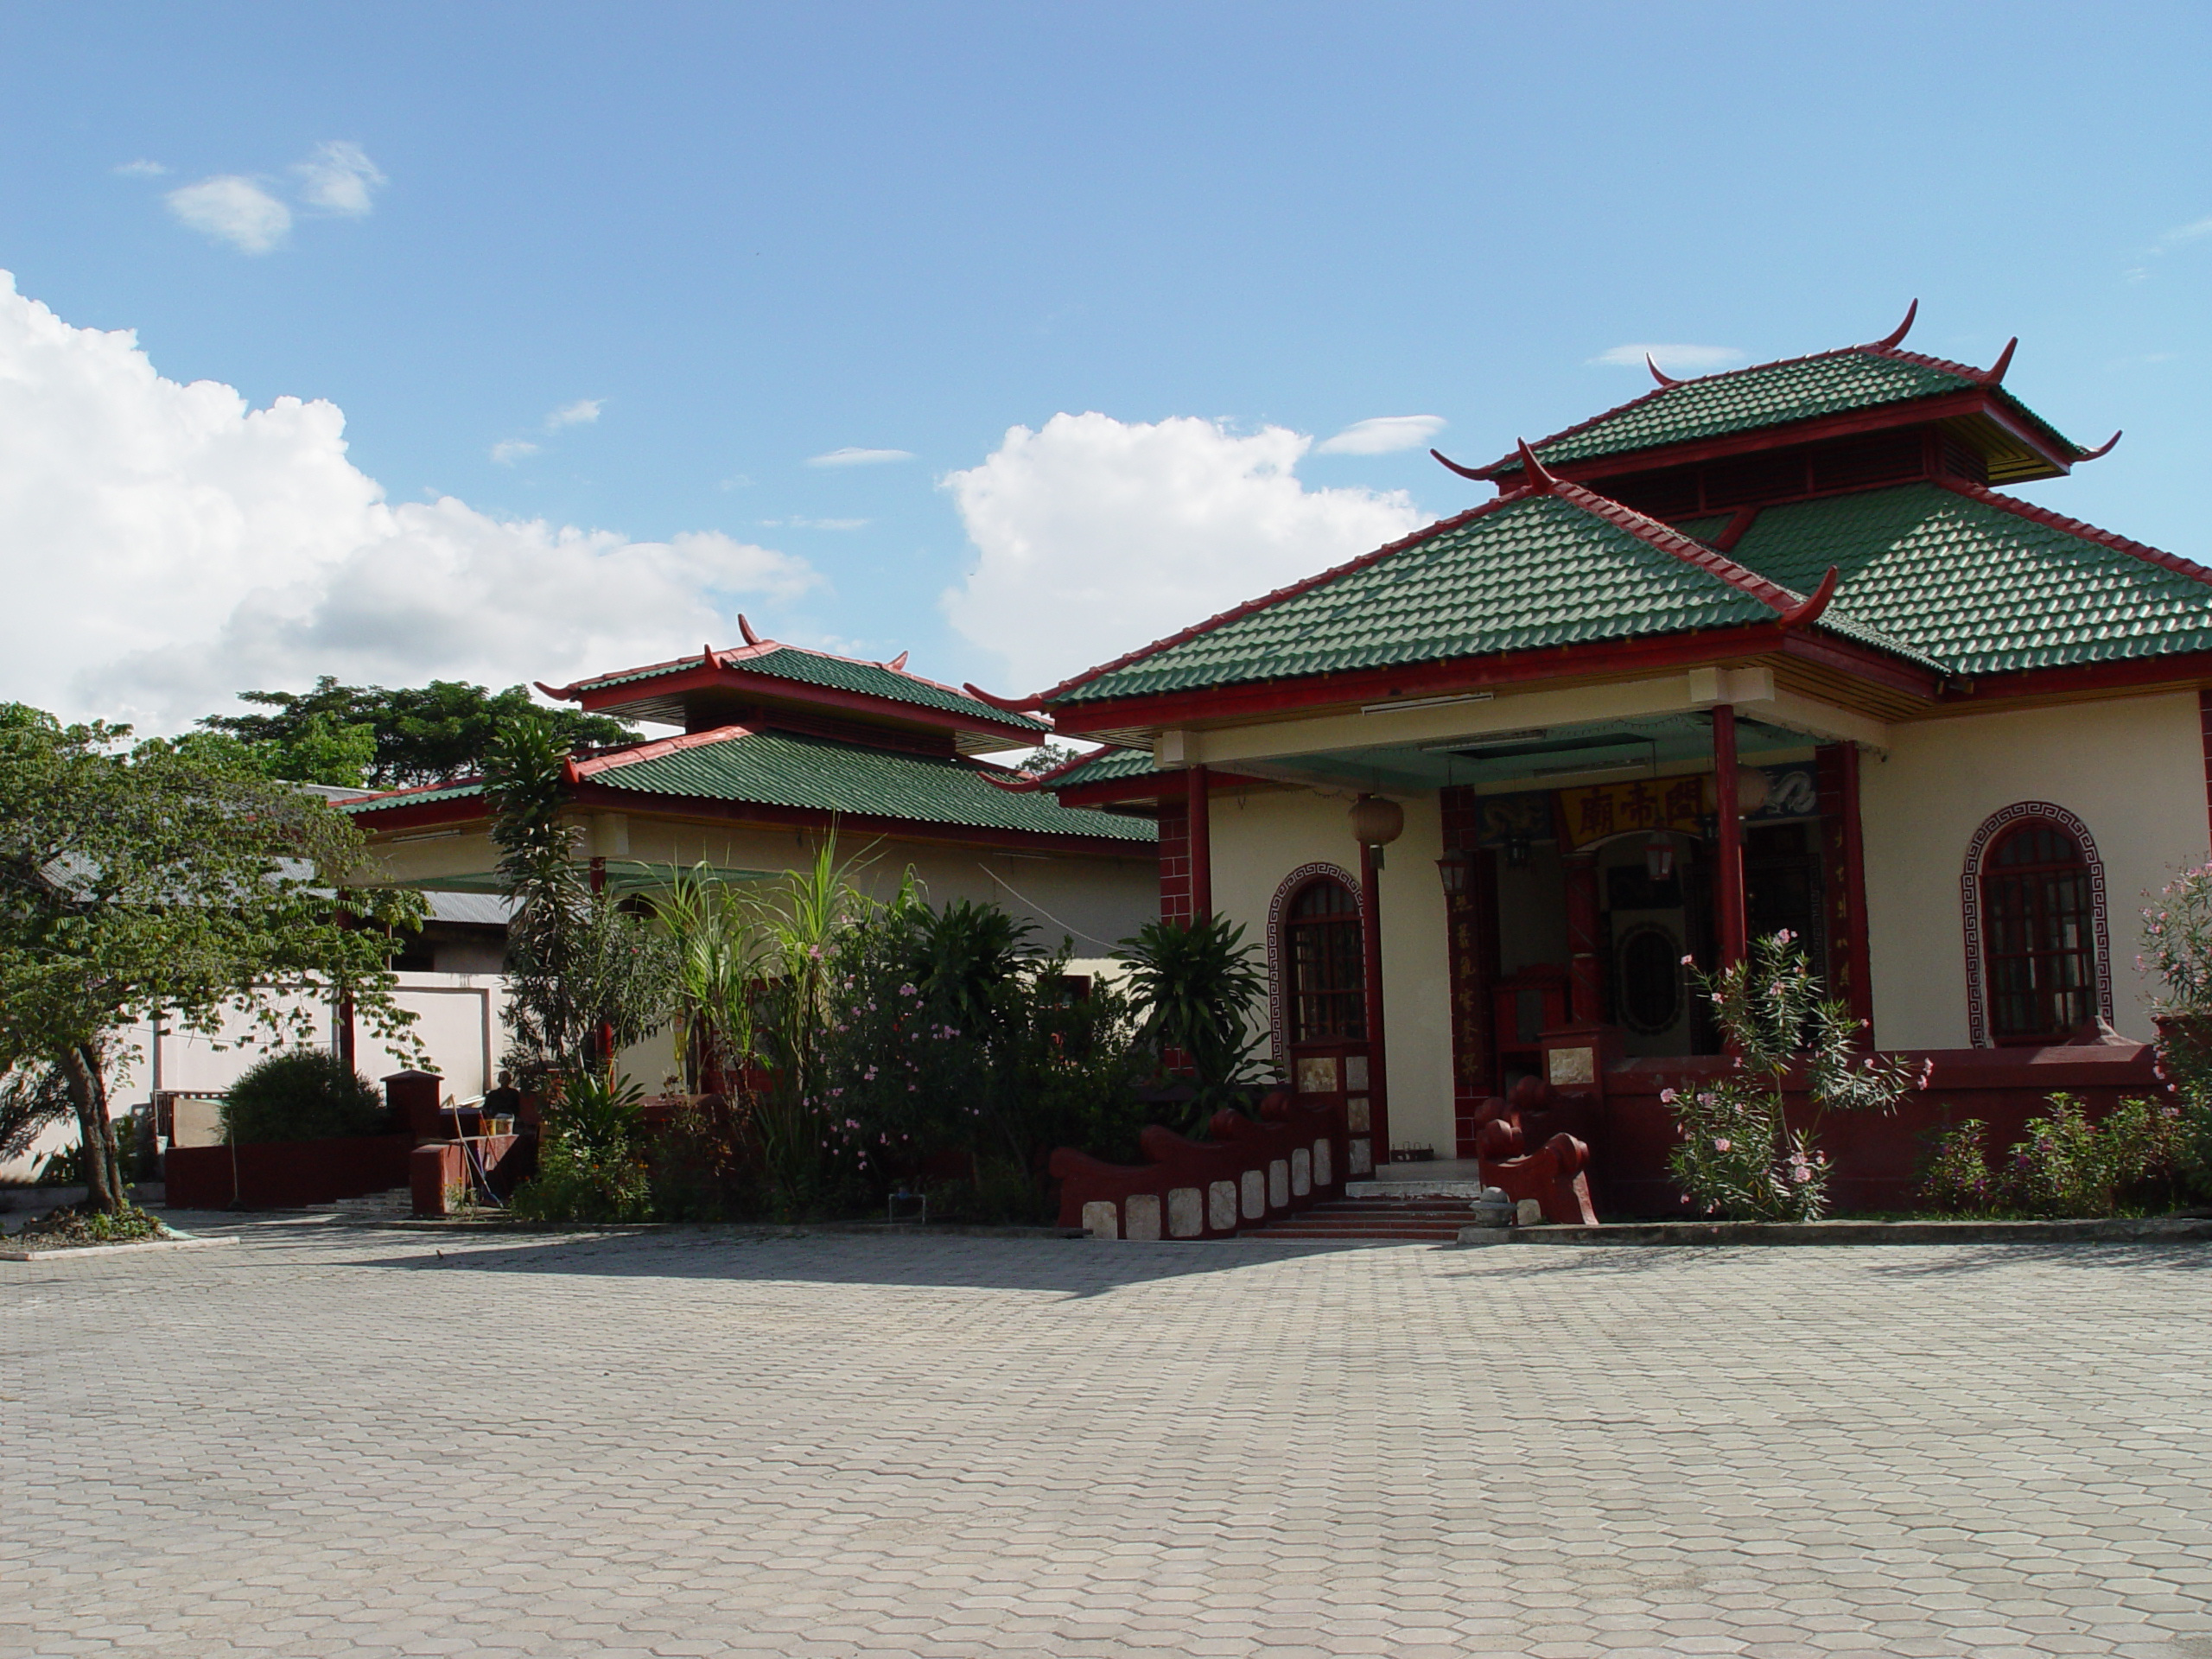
[1713,703,1748,969]
[1359,839,1389,1159]
[1185,765,1212,922]
[337,992,357,1073]
[1564,852,1604,1025]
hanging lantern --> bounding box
[1505,835,1533,868]
[1349,794,1405,846]
[1644,834,1676,882]
[1736,767,1770,817]
[1436,849,1474,895]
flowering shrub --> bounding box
[2139,862,2212,1198]
[1921,1093,2188,1218]
[1662,931,1924,1220]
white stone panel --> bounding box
[1124,1193,1162,1242]
[1208,1180,1238,1230]
[1349,1136,1373,1176]
[1268,1160,1289,1209]
[1080,1200,1117,1240]
[1167,1187,1203,1238]
[1291,1147,1311,1197]
[1241,1170,1266,1219]
[1313,1138,1332,1186]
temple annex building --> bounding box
[1020,304,2212,1213]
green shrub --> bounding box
[219,1050,389,1144]
[507,1069,652,1223]
[1920,1093,2190,1217]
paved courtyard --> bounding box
[4,1220,2209,1659]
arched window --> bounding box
[1285,877,1365,1044]
[1979,820,2099,1042]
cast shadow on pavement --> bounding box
[345,1225,1438,1296]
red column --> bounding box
[1185,765,1212,922]
[1564,852,1604,1024]
[1156,798,1192,923]
[1713,704,1748,969]
[1359,840,1389,1159]
[337,992,357,1073]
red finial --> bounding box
[887,651,910,671]
[1430,448,1490,482]
[1645,353,1682,389]
[1515,438,1560,494]
[1872,300,1919,351]
[963,682,1047,716]
[737,613,763,646]
[1983,337,2018,385]
[702,643,718,669]
[1777,566,1840,628]
[2078,430,2123,461]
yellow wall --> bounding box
[1208,782,1458,1160]
[1861,691,2207,1047]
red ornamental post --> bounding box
[1185,764,1212,921]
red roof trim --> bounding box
[1547,478,1802,615]
[1932,479,2212,591]
[542,635,1034,721]
[1035,495,1520,704]
[569,724,753,778]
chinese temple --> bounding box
[1018,305,2211,1211]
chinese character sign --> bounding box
[1557,774,1713,850]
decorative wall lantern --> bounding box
[1644,834,1676,882]
[1436,849,1474,896]
[1504,835,1533,868]
[1349,794,1405,846]
[1736,768,1770,817]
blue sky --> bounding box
[3,2,2210,725]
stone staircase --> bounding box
[1240,1194,1485,1243]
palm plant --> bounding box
[1113,915,1271,1128]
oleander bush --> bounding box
[1920,1093,2191,1218]
[219,1050,390,1144]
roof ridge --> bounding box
[1481,337,2005,480]
[1932,479,2212,590]
[569,724,753,779]
[1547,478,1804,614]
[1036,497,1513,703]
[347,772,486,805]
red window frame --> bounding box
[1285,877,1365,1044]
[1980,820,2098,1044]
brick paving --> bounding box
[4,1218,2210,1658]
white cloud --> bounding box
[942,412,1426,694]
[1590,342,1745,374]
[2161,216,2212,245]
[166,175,291,254]
[761,517,869,531]
[114,159,167,178]
[293,141,385,217]
[1314,414,1446,455]
[807,446,915,467]
[490,438,540,465]
[546,397,602,429]
[0,270,817,732]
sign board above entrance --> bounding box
[1558,775,1713,850]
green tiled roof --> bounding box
[1054,493,1847,704]
[344,780,485,814]
[575,644,1046,734]
[582,729,1153,841]
[1493,349,2075,474]
[1714,484,2212,677]
[1049,747,1164,790]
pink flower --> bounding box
[1790,1165,1811,1184]
[1713,1137,1732,1153]
[1696,1092,1718,1108]
[1660,1088,1678,1103]
[1776,928,1795,944]
[1681,954,1695,967]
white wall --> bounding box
[1207,781,1458,1160]
[1861,690,2206,1047]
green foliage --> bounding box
[507,1069,652,1223]
[8,1201,167,1245]
[1112,915,1271,1128]
[483,716,675,1076]
[1663,931,1924,1220]
[0,702,424,1211]
[0,1058,74,1165]
[653,863,766,1091]
[219,1049,390,1144]
[200,677,635,790]
[1921,1094,2192,1218]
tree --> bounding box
[0,704,426,1213]
[482,717,673,1078]
[200,677,635,790]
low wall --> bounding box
[409,1135,537,1217]
[164,1134,416,1211]
[1049,1092,1345,1240]
[1594,1043,2168,1217]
